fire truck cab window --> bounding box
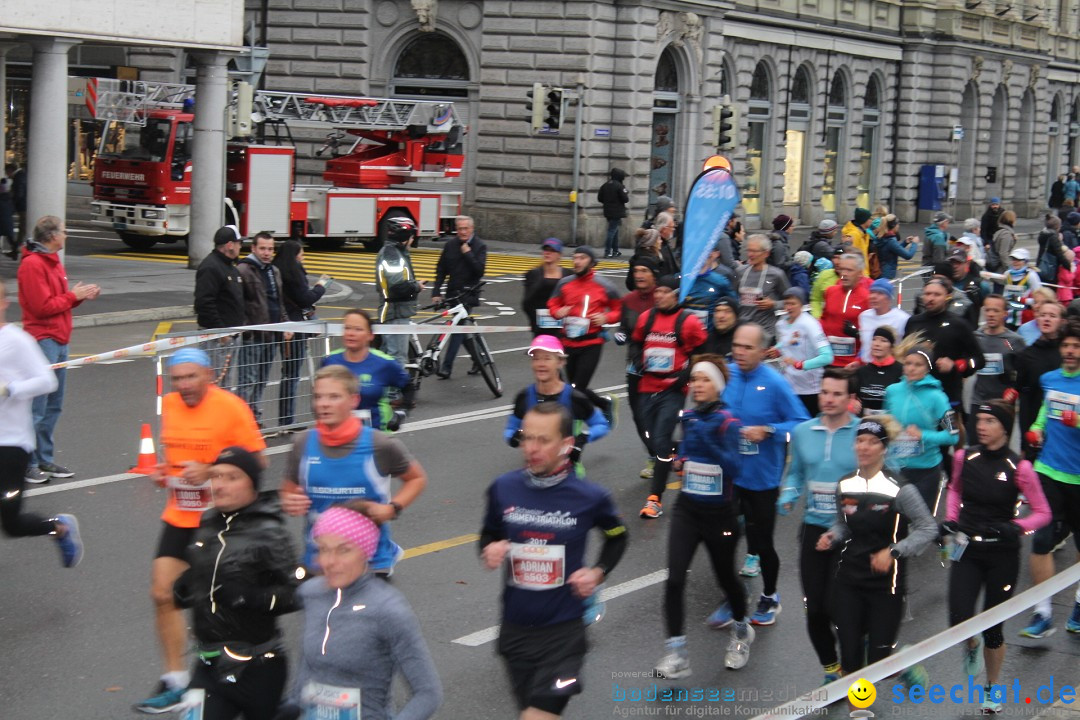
[110,119,172,163]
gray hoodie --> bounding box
[291,574,443,720]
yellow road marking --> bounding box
[151,321,172,341]
[402,533,479,559]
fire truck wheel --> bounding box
[118,233,158,251]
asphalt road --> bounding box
[0,231,1077,720]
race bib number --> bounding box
[1046,390,1080,420]
[179,689,205,720]
[536,309,563,329]
[683,461,724,497]
[351,408,373,425]
[1003,285,1024,301]
[891,434,923,459]
[828,335,856,357]
[738,436,759,456]
[563,316,590,339]
[808,480,837,514]
[301,682,361,720]
[978,353,1004,376]
[509,543,566,590]
[739,288,762,308]
[643,346,676,373]
[167,476,213,511]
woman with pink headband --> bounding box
[276,504,442,720]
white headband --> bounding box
[691,362,726,394]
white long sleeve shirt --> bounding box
[0,323,58,452]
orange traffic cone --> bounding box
[129,423,158,475]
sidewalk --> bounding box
[0,250,354,328]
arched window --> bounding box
[822,70,849,217]
[650,47,681,207]
[392,33,469,97]
[784,66,813,206]
[857,75,883,208]
[745,62,772,218]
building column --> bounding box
[26,37,79,248]
[0,44,14,172]
[188,52,230,267]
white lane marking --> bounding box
[25,384,628,498]
[451,569,669,647]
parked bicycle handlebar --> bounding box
[420,281,487,311]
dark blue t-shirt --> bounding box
[481,468,625,627]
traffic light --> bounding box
[544,87,565,130]
[713,102,737,151]
[527,83,545,132]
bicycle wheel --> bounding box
[467,329,503,398]
[406,337,424,396]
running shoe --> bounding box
[133,682,186,715]
[981,685,1003,714]
[600,393,619,431]
[823,663,841,685]
[583,586,606,626]
[899,663,929,691]
[706,601,734,629]
[724,621,755,670]
[640,495,663,519]
[39,461,74,478]
[54,514,83,568]
[1053,532,1073,552]
[750,594,781,626]
[1066,602,1080,633]
[640,459,655,479]
[963,635,985,677]
[739,554,761,578]
[655,649,691,679]
[24,466,50,484]
[1019,612,1055,639]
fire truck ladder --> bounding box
[86,77,459,135]
[251,91,459,134]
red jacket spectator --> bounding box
[17,245,84,344]
[547,269,622,348]
[632,308,707,393]
[821,276,871,367]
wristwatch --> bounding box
[390,501,404,519]
[764,425,777,436]
[889,546,901,559]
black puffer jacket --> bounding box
[173,492,300,647]
[1012,334,1062,458]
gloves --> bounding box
[613,331,628,346]
[1002,388,1019,404]
[568,445,583,463]
[214,582,249,610]
[843,321,858,338]
[1024,430,1042,448]
[1063,410,1078,428]
[509,428,524,448]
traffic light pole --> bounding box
[569,78,584,244]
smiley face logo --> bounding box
[847,678,876,708]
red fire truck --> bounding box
[89,79,465,250]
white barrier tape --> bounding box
[751,561,1080,720]
[54,321,533,370]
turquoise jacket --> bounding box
[779,415,860,528]
[883,373,957,469]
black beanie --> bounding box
[212,446,262,489]
[632,255,661,277]
[656,274,681,291]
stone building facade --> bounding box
[80,1,1080,243]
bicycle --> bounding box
[405,282,503,398]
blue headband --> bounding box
[168,347,211,368]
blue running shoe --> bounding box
[1066,602,1080,634]
[750,594,781,626]
[739,554,760,578]
[963,635,984,677]
[1019,612,1055,639]
[54,513,83,568]
[899,663,929,691]
[134,682,186,715]
[706,601,734,629]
